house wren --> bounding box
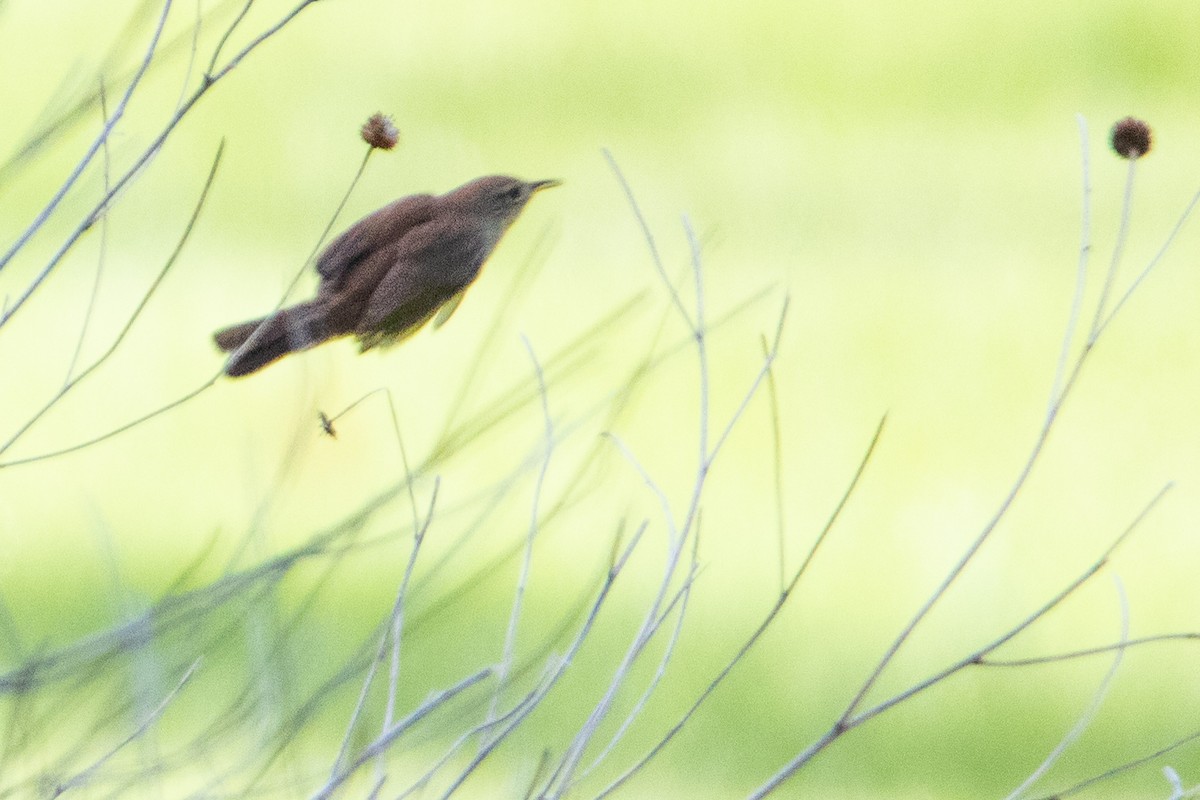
[213,175,560,377]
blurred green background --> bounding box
[1,0,1200,797]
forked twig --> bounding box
[593,415,886,798]
[1004,578,1130,799]
[0,0,174,281]
[0,141,227,464]
[747,484,1171,799]
[0,0,323,330]
[543,157,788,797]
[746,118,1197,797]
[483,336,556,743]
[50,658,201,796]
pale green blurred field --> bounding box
[2,0,1200,797]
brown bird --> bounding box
[213,175,560,377]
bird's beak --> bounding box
[529,179,562,193]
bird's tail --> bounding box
[213,301,326,377]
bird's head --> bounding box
[447,175,561,230]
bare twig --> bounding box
[328,481,439,784]
[50,658,200,796]
[546,162,787,796]
[430,524,650,798]
[833,125,1173,729]
[1102,186,1200,330]
[0,0,322,330]
[762,331,787,594]
[64,80,113,383]
[978,633,1200,667]
[313,667,495,800]
[746,117,1195,797]
[1004,577,1130,799]
[1031,726,1200,799]
[223,143,376,375]
[484,337,556,742]
[746,484,1172,799]
[205,0,254,78]
[593,415,886,799]
[0,0,174,280]
[1086,154,1138,342]
[602,149,694,329]
[0,140,227,464]
[577,538,701,784]
[1048,114,1091,410]
[2,114,378,469]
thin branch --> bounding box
[484,336,555,742]
[550,168,787,797]
[683,215,709,477]
[1048,114,1091,410]
[327,481,439,782]
[820,126,1194,760]
[1102,186,1200,330]
[393,529,645,799]
[603,433,677,533]
[576,544,701,785]
[1004,577,1130,799]
[745,484,1171,798]
[224,144,375,375]
[1086,156,1138,343]
[0,140,228,464]
[602,149,694,330]
[432,525,650,799]
[761,330,787,594]
[852,484,1168,730]
[0,0,174,278]
[0,0,237,188]
[383,396,425,752]
[979,633,1200,667]
[2,120,374,468]
[593,415,886,799]
[50,658,200,796]
[64,79,114,383]
[313,667,495,800]
[550,189,768,796]
[1033,726,1200,799]
[706,296,788,462]
[830,148,1166,730]
[205,0,254,78]
[0,0,322,330]
[394,673,548,800]
[174,0,203,112]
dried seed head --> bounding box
[1110,117,1152,159]
[360,113,399,150]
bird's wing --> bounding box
[431,289,466,329]
[357,255,454,339]
[354,212,488,348]
[315,194,436,289]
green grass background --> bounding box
[1,0,1200,797]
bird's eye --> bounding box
[505,186,522,201]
